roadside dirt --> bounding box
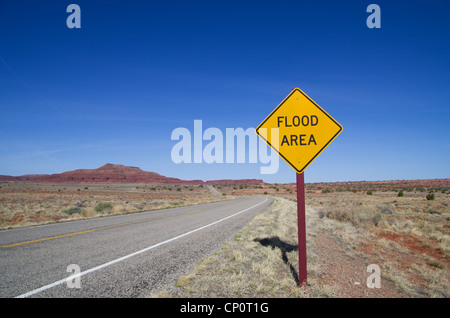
[309,213,407,297]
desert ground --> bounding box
[1,180,448,297]
[0,183,228,229]
[161,180,449,298]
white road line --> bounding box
[16,197,268,298]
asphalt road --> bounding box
[0,196,272,298]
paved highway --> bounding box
[0,196,272,297]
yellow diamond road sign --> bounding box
[256,88,343,173]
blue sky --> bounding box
[0,0,449,183]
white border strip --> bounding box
[16,197,268,298]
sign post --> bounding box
[296,172,307,286]
[256,88,342,286]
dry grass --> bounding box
[153,197,339,298]
[0,183,230,229]
[307,189,449,297]
[308,190,450,259]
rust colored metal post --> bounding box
[297,172,307,286]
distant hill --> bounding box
[0,164,264,185]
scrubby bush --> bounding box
[317,209,326,219]
[398,190,404,197]
[377,203,394,215]
[94,202,113,213]
[428,209,440,215]
[426,193,435,201]
[321,206,383,228]
[63,206,82,215]
[416,186,425,192]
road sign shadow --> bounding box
[254,236,299,285]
